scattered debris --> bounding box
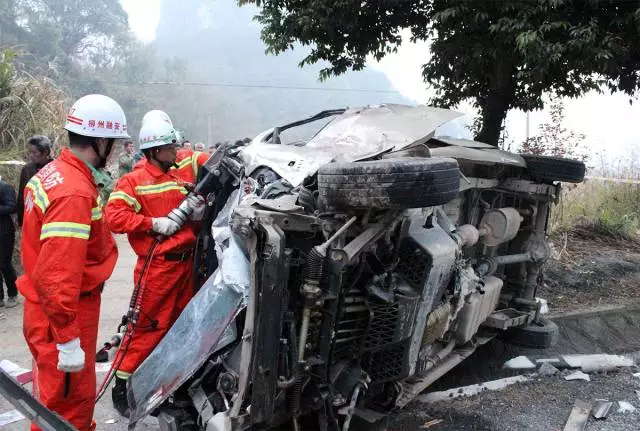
[418,375,531,403]
[561,354,634,372]
[0,359,33,385]
[0,409,25,426]
[503,356,537,370]
[592,400,613,419]
[633,372,640,379]
[105,419,118,424]
[564,371,591,382]
[617,401,636,413]
[563,400,591,431]
[538,362,559,376]
[536,297,549,314]
[635,390,640,401]
[421,418,443,428]
[0,313,5,320]
[505,353,635,373]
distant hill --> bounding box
[151,0,413,143]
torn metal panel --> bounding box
[430,136,496,149]
[592,400,613,419]
[128,237,250,426]
[239,143,335,187]
[241,105,463,186]
[0,368,76,431]
[307,104,463,157]
[429,146,527,168]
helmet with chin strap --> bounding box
[64,94,130,139]
[64,94,130,168]
[138,120,179,150]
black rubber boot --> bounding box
[112,377,130,418]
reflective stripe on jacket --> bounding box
[17,148,118,344]
[105,150,209,256]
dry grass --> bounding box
[0,50,68,276]
[0,50,68,160]
[550,179,640,238]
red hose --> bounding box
[95,240,159,403]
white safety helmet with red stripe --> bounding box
[64,94,130,139]
[142,109,173,127]
[138,119,180,150]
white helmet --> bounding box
[64,94,130,139]
[142,110,173,127]
[138,119,179,150]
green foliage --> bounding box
[595,208,639,239]
[552,180,640,239]
[2,0,128,75]
[0,0,134,155]
[241,0,640,146]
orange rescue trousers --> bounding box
[117,256,193,377]
[23,290,101,431]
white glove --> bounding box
[152,217,181,236]
[187,195,206,221]
[56,338,85,373]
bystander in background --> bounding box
[0,175,18,308]
[17,136,52,226]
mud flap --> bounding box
[0,368,78,431]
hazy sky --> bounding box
[121,0,640,165]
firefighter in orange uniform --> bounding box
[105,111,208,417]
[18,94,129,431]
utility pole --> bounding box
[526,112,530,141]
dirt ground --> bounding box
[540,228,640,314]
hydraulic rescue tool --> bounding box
[95,143,245,403]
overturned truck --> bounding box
[127,105,585,431]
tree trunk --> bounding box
[474,93,510,147]
[474,55,514,147]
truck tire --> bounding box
[317,158,460,210]
[502,316,559,349]
[521,155,586,183]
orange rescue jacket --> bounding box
[105,150,209,257]
[17,148,118,344]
